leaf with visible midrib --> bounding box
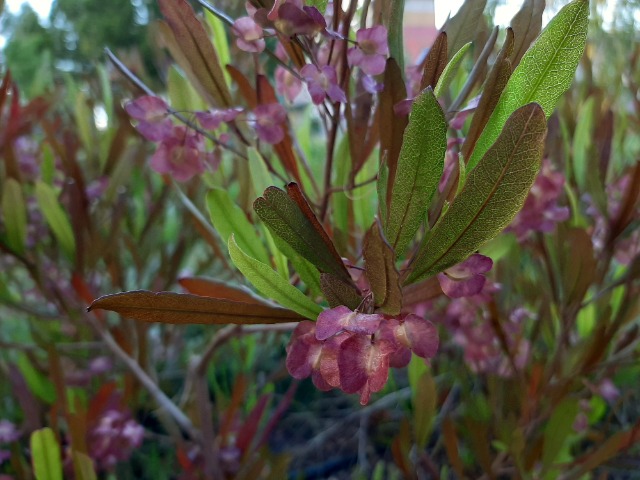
[88,290,306,324]
[467,0,588,170]
[30,428,63,480]
[228,235,322,319]
[407,103,547,284]
[363,221,402,314]
[254,185,352,284]
[206,188,270,265]
[385,88,447,258]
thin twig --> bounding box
[84,312,199,440]
[105,49,247,159]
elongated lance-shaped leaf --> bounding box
[385,88,447,258]
[206,188,270,265]
[254,185,352,284]
[461,28,514,161]
[467,0,588,170]
[31,428,63,480]
[509,0,545,67]
[443,0,487,60]
[387,0,406,72]
[158,0,232,107]
[433,42,472,98]
[379,58,408,196]
[178,277,267,305]
[89,290,305,325]
[363,220,402,314]
[420,32,448,90]
[229,235,322,319]
[377,158,389,226]
[35,181,76,261]
[407,103,547,284]
[271,232,322,298]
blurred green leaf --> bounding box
[442,0,487,60]
[468,0,588,170]
[18,353,56,404]
[168,66,206,111]
[2,178,27,254]
[433,42,472,98]
[305,0,328,12]
[34,181,76,261]
[229,235,322,320]
[542,398,579,472]
[71,451,97,480]
[388,0,406,72]
[409,357,436,449]
[386,88,446,258]
[207,188,270,265]
[573,96,595,191]
[408,103,546,284]
[30,428,63,480]
[74,91,94,154]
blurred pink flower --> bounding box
[275,66,303,103]
[300,64,346,104]
[437,254,493,298]
[88,409,144,471]
[150,126,211,181]
[253,103,287,144]
[195,107,242,130]
[347,26,389,75]
[232,17,265,53]
[0,420,18,443]
[507,158,569,240]
[124,96,173,141]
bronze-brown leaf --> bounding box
[363,220,402,314]
[88,290,303,325]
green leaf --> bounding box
[433,42,472,98]
[89,290,304,324]
[385,88,447,257]
[229,235,322,320]
[387,0,406,72]
[572,96,595,192]
[168,66,206,111]
[305,0,328,13]
[407,103,546,284]
[271,232,322,297]
[206,188,270,265]
[18,353,56,404]
[254,185,352,284]
[363,221,402,314]
[34,181,76,261]
[409,358,436,449]
[542,398,579,471]
[248,147,277,198]
[31,428,63,480]
[2,178,27,254]
[467,0,588,170]
[72,452,97,480]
